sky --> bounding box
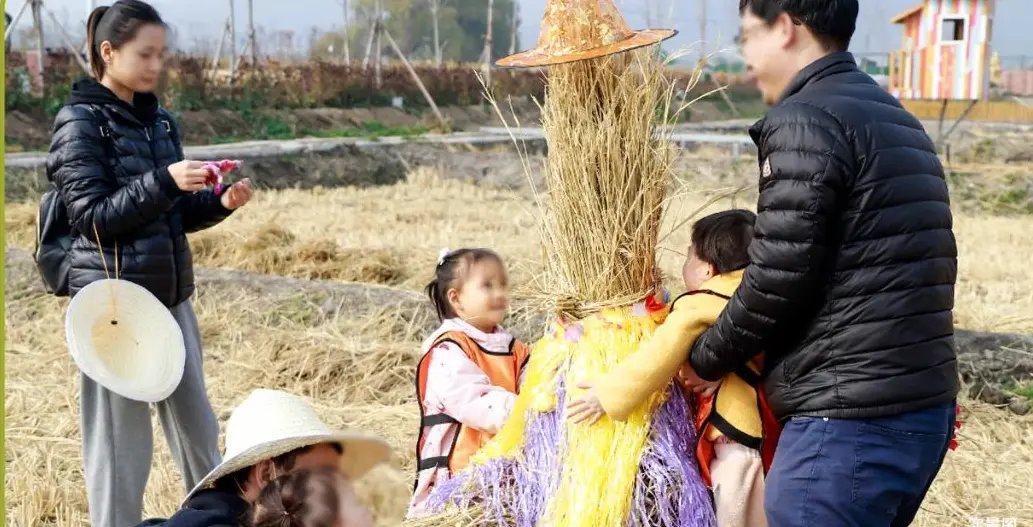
[7,0,1031,64]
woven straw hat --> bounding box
[185,389,392,501]
[496,0,677,68]
[65,278,186,403]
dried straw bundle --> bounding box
[525,49,680,319]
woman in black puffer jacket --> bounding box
[45,2,254,526]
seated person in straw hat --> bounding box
[136,389,391,527]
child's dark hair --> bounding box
[691,209,757,274]
[425,248,504,321]
[251,467,345,527]
[86,0,166,80]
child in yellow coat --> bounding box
[567,209,777,527]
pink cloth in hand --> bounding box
[202,159,243,196]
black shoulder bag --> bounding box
[34,105,116,296]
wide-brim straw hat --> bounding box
[185,389,392,502]
[65,278,186,403]
[496,0,678,68]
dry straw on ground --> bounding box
[5,170,1033,527]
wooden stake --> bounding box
[210,16,229,77]
[342,0,351,63]
[373,0,382,88]
[430,0,442,65]
[509,0,518,55]
[482,0,494,84]
[32,0,44,90]
[228,0,237,82]
[361,14,376,70]
[5,1,30,43]
[247,0,256,65]
[383,28,447,130]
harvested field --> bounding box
[5,167,1033,526]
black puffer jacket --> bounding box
[689,52,959,420]
[46,78,231,307]
[136,489,248,527]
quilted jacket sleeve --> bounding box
[689,103,853,381]
[48,106,183,241]
[167,113,233,233]
[595,294,719,421]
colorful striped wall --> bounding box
[888,0,994,100]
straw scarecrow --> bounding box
[412,1,716,526]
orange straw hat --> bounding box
[496,0,677,68]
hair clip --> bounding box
[437,248,451,267]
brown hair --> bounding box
[424,248,504,321]
[86,0,166,79]
[251,467,345,527]
[212,443,343,496]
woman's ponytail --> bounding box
[86,6,108,79]
[84,1,166,81]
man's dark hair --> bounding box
[212,443,343,495]
[739,0,859,52]
[691,209,756,275]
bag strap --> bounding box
[83,104,119,170]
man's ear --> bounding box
[776,12,798,49]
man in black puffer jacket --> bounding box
[679,1,960,526]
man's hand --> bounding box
[566,381,607,425]
[220,178,254,210]
[677,363,721,398]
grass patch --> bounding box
[210,118,430,144]
[1012,381,1033,401]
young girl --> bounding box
[251,467,374,527]
[408,248,530,517]
[44,1,253,525]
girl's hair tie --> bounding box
[437,248,451,267]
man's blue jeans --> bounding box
[764,402,957,527]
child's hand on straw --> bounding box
[566,381,606,425]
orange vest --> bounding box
[674,289,782,488]
[414,330,530,483]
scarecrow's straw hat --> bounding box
[186,389,391,501]
[496,0,677,68]
[65,278,186,403]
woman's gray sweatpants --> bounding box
[79,301,222,527]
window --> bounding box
[941,16,966,42]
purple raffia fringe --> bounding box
[629,386,717,527]
[425,377,717,526]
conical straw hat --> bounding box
[496,0,677,68]
[65,278,186,403]
[186,389,392,502]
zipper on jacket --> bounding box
[146,122,179,304]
